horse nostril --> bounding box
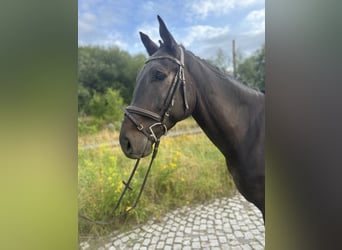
[126,139,132,152]
[122,136,132,154]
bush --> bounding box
[78,117,104,136]
[89,92,106,119]
[88,88,124,123]
[103,88,124,122]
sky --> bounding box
[78,0,264,61]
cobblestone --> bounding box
[80,194,264,249]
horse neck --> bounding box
[185,51,265,159]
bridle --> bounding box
[79,47,190,225]
[123,46,189,143]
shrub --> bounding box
[78,117,104,136]
[88,88,124,123]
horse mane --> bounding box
[182,46,264,94]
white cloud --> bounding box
[77,0,265,58]
[183,25,231,47]
[233,32,264,57]
[179,25,234,59]
[188,0,262,19]
[133,23,232,58]
[79,0,102,11]
[78,21,93,33]
[135,24,160,43]
[82,12,96,22]
[243,9,265,35]
[90,32,126,49]
[140,1,158,14]
[104,39,128,50]
[78,11,97,35]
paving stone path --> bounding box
[80,194,265,250]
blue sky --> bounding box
[78,0,264,61]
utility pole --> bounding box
[232,40,236,77]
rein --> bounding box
[79,47,188,225]
[78,141,160,225]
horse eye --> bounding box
[155,71,166,81]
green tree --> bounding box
[237,57,257,84]
[102,88,124,123]
[237,44,265,90]
[207,48,230,74]
[78,46,146,115]
[78,84,91,115]
[88,88,124,123]
[254,44,265,90]
[89,91,106,119]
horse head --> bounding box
[119,16,195,159]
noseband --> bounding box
[123,46,189,142]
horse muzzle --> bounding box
[119,106,169,159]
[119,129,153,159]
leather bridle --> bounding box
[79,47,190,225]
[122,46,189,142]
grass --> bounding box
[78,118,236,239]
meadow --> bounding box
[78,119,236,238]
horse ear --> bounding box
[139,32,158,56]
[157,15,178,53]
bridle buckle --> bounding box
[148,122,168,142]
[137,124,144,131]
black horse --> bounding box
[119,16,265,221]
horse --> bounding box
[119,16,265,222]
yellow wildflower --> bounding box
[170,162,176,169]
[109,156,116,163]
[116,181,123,193]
